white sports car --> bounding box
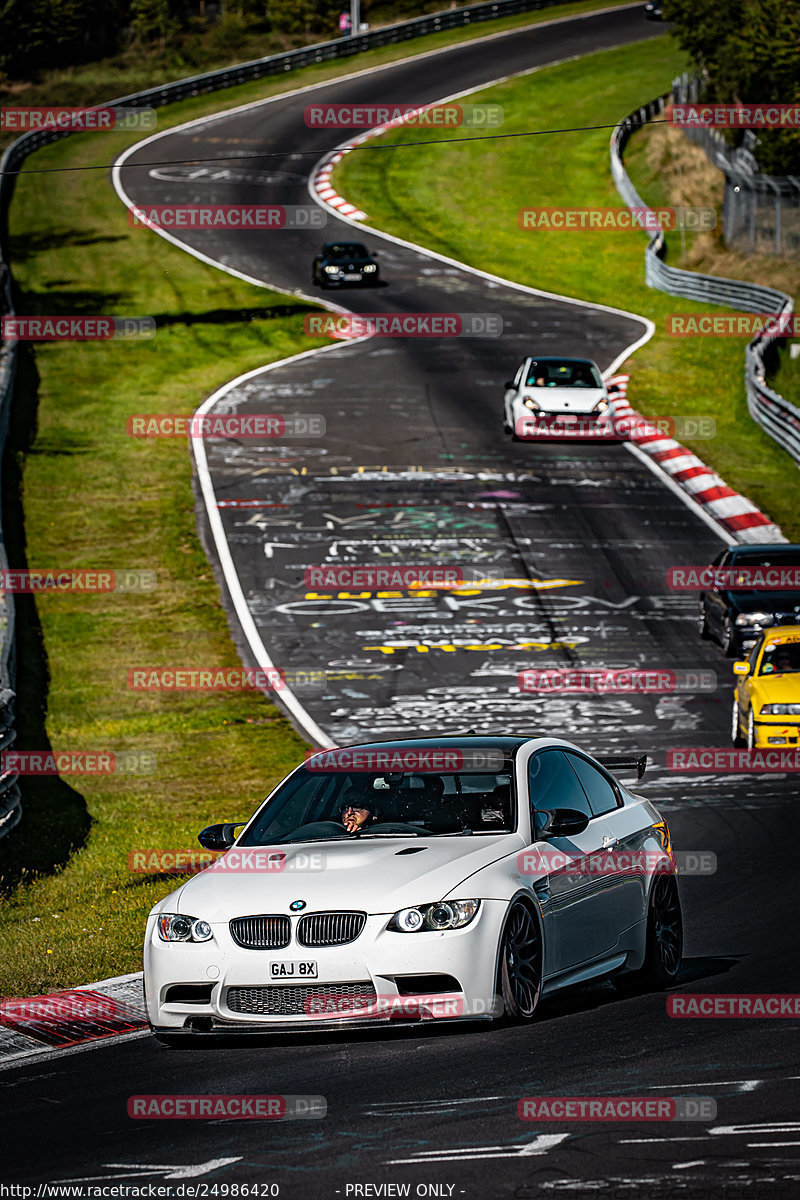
[144,737,682,1042]
[503,356,612,439]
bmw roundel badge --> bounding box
[289,900,306,911]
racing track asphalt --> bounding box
[4,5,798,1198]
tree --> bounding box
[664,0,800,173]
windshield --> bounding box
[238,768,516,844]
[526,359,603,389]
[759,639,800,675]
[326,243,370,260]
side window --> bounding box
[528,750,593,836]
[565,754,619,818]
[712,550,728,568]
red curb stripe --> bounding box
[671,464,711,482]
[694,485,739,503]
[722,511,774,531]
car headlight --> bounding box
[593,398,609,412]
[158,914,213,942]
[362,263,377,273]
[736,612,774,626]
[522,398,540,411]
[761,703,800,715]
[324,265,341,274]
[389,900,480,932]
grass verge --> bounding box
[335,35,800,537]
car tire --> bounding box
[747,708,756,751]
[614,874,683,994]
[721,615,736,656]
[503,418,512,435]
[732,698,746,747]
[497,902,542,1023]
[698,604,710,640]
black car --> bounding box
[311,242,379,288]
[644,2,663,18]
[698,544,800,655]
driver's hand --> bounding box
[342,805,371,832]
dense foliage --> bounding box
[664,0,800,173]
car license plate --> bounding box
[270,960,318,979]
[343,273,361,281]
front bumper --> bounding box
[145,901,506,1032]
[513,409,614,440]
[750,717,800,747]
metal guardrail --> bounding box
[0,0,573,839]
[610,89,800,469]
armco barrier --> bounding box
[610,87,800,468]
[0,0,572,839]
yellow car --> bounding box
[732,624,800,748]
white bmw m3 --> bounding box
[144,737,682,1042]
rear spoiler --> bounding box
[598,754,648,780]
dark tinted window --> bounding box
[326,243,369,259]
[528,750,593,835]
[565,754,618,817]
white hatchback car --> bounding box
[144,737,682,1042]
[503,356,612,439]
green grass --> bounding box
[335,35,800,537]
[0,116,324,999]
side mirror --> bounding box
[733,661,750,677]
[540,808,589,838]
[198,822,245,850]
[505,380,516,390]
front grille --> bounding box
[297,911,366,947]
[226,983,376,1016]
[229,915,291,949]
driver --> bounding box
[340,803,376,833]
